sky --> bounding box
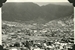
[34,2,72,6]
[7,0,68,2]
[6,0,72,6]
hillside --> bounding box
[2,2,74,42]
[2,2,73,24]
[2,14,74,36]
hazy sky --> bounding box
[6,0,72,6]
[34,2,72,6]
[7,0,68,2]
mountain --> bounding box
[2,2,73,24]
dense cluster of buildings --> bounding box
[2,18,74,50]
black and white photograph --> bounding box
[2,1,74,50]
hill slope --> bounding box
[2,2,73,24]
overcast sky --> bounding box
[34,2,72,6]
[6,0,72,6]
[7,0,68,2]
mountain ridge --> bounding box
[2,2,73,24]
